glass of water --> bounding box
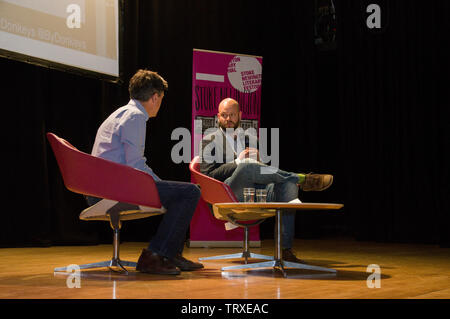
[243,188,255,202]
[256,189,267,202]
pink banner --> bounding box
[189,49,263,247]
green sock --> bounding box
[297,174,306,184]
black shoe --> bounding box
[282,249,306,264]
[136,249,181,275]
[170,254,204,271]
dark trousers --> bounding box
[86,180,201,258]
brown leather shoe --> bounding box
[301,173,333,191]
[136,249,181,275]
[171,254,204,271]
[282,249,306,264]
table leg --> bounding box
[274,209,336,277]
[275,209,282,261]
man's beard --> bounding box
[218,118,240,130]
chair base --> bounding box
[199,252,273,263]
[221,259,337,278]
[54,258,137,274]
[198,223,272,264]
[53,203,143,275]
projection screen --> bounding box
[0,0,120,79]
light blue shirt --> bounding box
[91,99,161,181]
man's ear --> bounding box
[141,93,155,104]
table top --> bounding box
[213,202,344,210]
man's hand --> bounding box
[238,147,260,161]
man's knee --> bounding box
[234,162,261,175]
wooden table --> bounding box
[213,202,344,277]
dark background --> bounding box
[1,0,448,248]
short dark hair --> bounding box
[128,69,168,101]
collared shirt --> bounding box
[220,127,244,159]
[91,99,161,181]
[219,127,258,165]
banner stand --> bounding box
[189,49,263,248]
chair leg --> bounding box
[199,252,248,261]
[54,261,113,272]
[198,226,273,263]
[54,218,136,275]
[106,228,135,274]
[241,227,273,263]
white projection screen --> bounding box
[0,0,120,80]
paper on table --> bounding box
[225,222,239,231]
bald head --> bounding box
[217,98,241,129]
[218,98,239,113]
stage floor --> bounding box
[0,238,449,299]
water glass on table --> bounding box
[243,188,255,202]
[256,189,267,202]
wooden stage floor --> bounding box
[0,238,449,299]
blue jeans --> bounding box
[224,162,299,249]
[86,180,200,259]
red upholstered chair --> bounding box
[47,133,166,274]
[189,156,274,267]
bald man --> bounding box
[199,98,333,262]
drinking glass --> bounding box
[243,188,255,202]
[256,189,267,202]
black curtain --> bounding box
[1,0,448,248]
[334,0,449,245]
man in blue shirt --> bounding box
[88,69,203,275]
